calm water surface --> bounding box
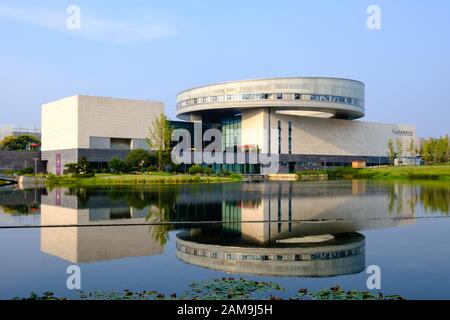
[0,180,449,299]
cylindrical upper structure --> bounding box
[176,77,365,121]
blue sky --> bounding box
[0,0,449,137]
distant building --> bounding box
[0,125,41,142]
[0,125,43,172]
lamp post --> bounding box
[32,158,39,175]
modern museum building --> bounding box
[176,77,417,174]
[41,77,417,174]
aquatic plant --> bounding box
[12,278,405,301]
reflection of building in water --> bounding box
[176,180,417,277]
[40,188,164,263]
[39,180,418,268]
[176,231,365,277]
[220,181,415,243]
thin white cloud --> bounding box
[0,4,177,44]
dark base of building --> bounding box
[42,149,389,175]
[215,154,388,174]
[42,148,132,174]
[0,151,46,173]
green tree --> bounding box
[437,136,449,164]
[387,139,395,165]
[78,157,91,174]
[145,187,176,246]
[445,135,450,163]
[147,113,173,171]
[407,139,417,158]
[420,136,450,164]
[15,135,40,150]
[396,138,403,160]
[0,135,40,151]
[0,136,18,150]
[421,138,432,164]
[125,149,152,172]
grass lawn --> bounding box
[326,165,450,180]
[46,173,242,187]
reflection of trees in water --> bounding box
[147,210,174,246]
[145,188,177,246]
[420,184,450,214]
[388,182,450,216]
[237,199,262,209]
[0,204,40,215]
[100,187,178,246]
[68,188,91,208]
[68,187,179,210]
[106,187,178,210]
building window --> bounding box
[278,120,282,154]
[222,117,242,151]
[178,93,364,109]
[111,138,131,150]
[288,121,292,154]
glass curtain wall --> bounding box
[209,116,260,174]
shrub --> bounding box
[65,157,94,176]
[100,167,110,174]
[203,167,213,176]
[188,165,204,175]
[17,167,34,175]
[125,149,152,172]
[108,157,128,174]
[46,173,57,179]
[220,170,232,176]
[65,163,79,174]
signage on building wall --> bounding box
[392,129,414,137]
[56,154,62,176]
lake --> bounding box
[0,180,449,300]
